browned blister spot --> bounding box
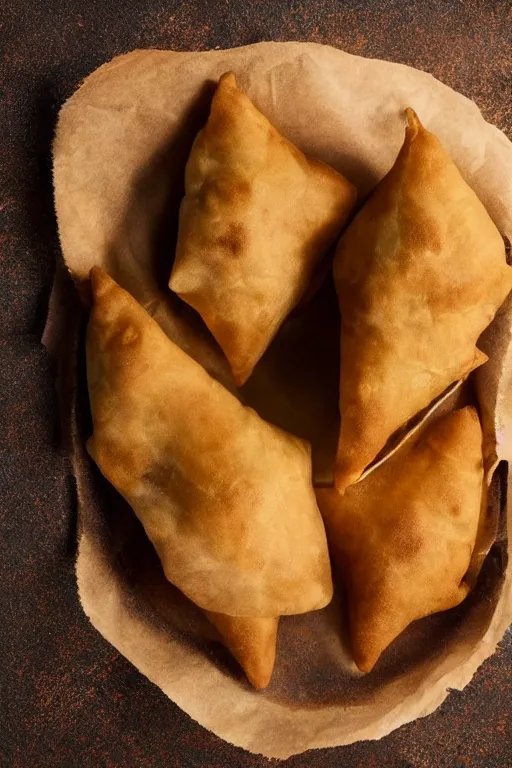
[214,222,249,258]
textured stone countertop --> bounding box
[1,1,511,766]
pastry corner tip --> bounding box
[404,107,422,139]
[354,655,377,674]
[246,666,274,690]
[219,71,238,89]
[333,463,360,495]
[89,264,112,296]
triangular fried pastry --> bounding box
[317,407,484,672]
[169,71,356,385]
[205,612,278,689]
[86,267,332,618]
[334,108,512,492]
[133,559,276,688]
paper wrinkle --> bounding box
[50,42,512,758]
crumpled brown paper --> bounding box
[47,42,512,758]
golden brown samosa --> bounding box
[86,266,332,619]
[317,406,484,673]
[205,612,278,689]
[136,557,278,688]
[169,71,356,386]
[334,108,512,492]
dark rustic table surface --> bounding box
[1,1,512,766]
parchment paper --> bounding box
[48,43,512,758]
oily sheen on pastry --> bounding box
[333,109,512,492]
[170,72,356,385]
[317,407,484,672]
[86,267,333,684]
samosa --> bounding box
[334,108,512,492]
[86,267,332,621]
[137,557,278,688]
[169,71,356,385]
[317,406,484,673]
